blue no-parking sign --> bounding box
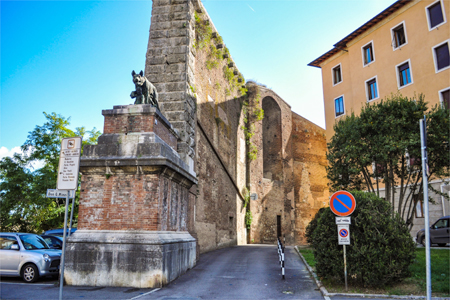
[338,225,350,245]
[330,191,356,217]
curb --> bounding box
[294,246,449,300]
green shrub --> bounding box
[308,191,415,288]
[305,207,326,244]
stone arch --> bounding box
[262,96,283,181]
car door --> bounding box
[0,235,21,275]
[430,218,450,245]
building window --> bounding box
[362,42,375,66]
[415,196,424,218]
[426,0,446,30]
[332,64,342,85]
[397,60,413,88]
[392,22,407,49]
[366,77,379,101]
[440,88,450,109]
[335,96,344,117]
[433,41,450,72]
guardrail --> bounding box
[277,236,285,280]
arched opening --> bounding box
[262,96,282,181]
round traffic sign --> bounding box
[330,191,356,217]
[339,228,349,238]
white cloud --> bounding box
[0,146,22,160]
[0,146,45,170]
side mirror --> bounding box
[52,245,62,249]
[10,244,19,250]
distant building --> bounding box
[309,0,449,236]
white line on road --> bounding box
[128,288,160,300]
[1,282,55,286]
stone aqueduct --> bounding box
[65,0,329,288]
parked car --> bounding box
[42,227,77,237]
[0,233,61,283]
[40,235,63,249]
[416,215,450,247]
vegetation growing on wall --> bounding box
[242,187,252,230]
[194,11,246,96]
[241,88,264,161]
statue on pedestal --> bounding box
[130,70,160,110]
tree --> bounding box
[0,112,100,233]
[327,93,449,229]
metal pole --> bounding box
[68,192,75,237]
[59,192,69,300]
[343,245,348,291]
[420,118,432,300]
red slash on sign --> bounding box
[330,191,356,217]
[339,228,349,238]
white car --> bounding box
[0,232,61,282]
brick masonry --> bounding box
[66,104,198,288]
[143,0,329,250]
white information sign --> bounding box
[57,137,82,190]
[336,217,351,225]
[47,189,75,199]
[338,224,350,245]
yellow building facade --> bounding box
[309,0,449,238]
[309,0,449,143]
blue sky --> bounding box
[1,0,396,157]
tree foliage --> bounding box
[307,191,416,288]
[0,112,100,233]
[327,93,449,228]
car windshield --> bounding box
[19,234,49,250]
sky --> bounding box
[1,0,397,158]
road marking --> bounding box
[0,282,55,286]
[128,288,160,300]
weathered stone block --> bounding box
[166,53,186,64]
[65,231,196,288]
[150,30,169,39]
[165,62,186,73]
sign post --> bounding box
[420,118,431,300]
[56,137,82,300]
[330,191,356,292]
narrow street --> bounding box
[146,245,324,300]
[1,245,324,300]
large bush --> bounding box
[308,191,415,288]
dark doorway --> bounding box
[277,215,281,238]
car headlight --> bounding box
[43,254,50,262]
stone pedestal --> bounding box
[65,104,197,288]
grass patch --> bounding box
[409,248,449,294]
[297,247,450,297]
[298,247,316,269]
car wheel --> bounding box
[21,264,39,283]
[437,243,447,247]
[420,237,426,247]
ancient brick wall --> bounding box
[291,113,329,245]
[145,0,248,253]
[246,84,295,244]
[78,171,190,231]
[143,0,329,251]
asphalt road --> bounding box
[145,245,324,300]
[0,244,324,300]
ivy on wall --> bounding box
[241,89,264,161]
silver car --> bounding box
[0,232,61,282]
